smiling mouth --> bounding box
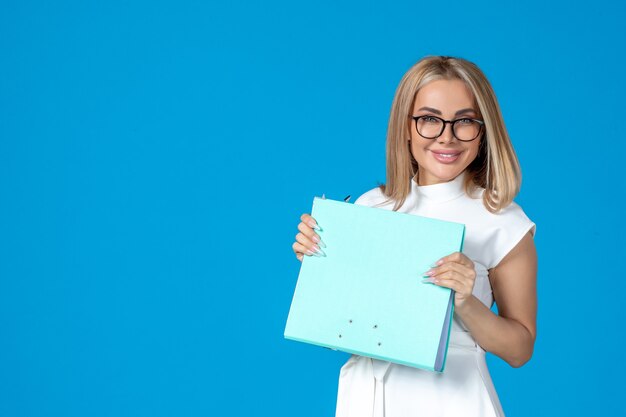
[431,150,462,163]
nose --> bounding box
[437,121,455,144]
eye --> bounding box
[457,118,473,124]
[421,116,439,123]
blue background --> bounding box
[1,0,624,415]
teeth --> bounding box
[438,153,457,157]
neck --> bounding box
[416,172,466,186]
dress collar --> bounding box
[411,171,467,203]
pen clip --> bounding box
[320,194,351,202]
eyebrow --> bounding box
[417,107,477,116]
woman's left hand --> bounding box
[423,252,476,309]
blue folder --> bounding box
[284,197,465,372]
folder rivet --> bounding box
[373,324,378,329]
[378,342,382,346]
[339,334,342,338]
[349,319,353,324]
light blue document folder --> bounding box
[284,197,465,372]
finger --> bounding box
[296,253,303,262]
[429,271,475,296]
[297,222,325,248]
[300,213,322,231]
[434,251,474,269]
[427,276,465,293]
[292,241,312,257]
[429,272,474,296]
[293,238,322,257]
[425,262,475,280]
[433,270,472,286]
[295,232,322,254]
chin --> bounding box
[420,166,466,185]
[435,168,465,180]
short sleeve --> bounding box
[487,202,536,269]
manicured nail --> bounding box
[308,245,321,257]
[435,259,443,266]
[421,278,435,284]
[305,249,314,256]
[423,269,435,276]
[317,239,326,248]
[312,235,320,244]
[310,245,325,256]
[313,246,326,257]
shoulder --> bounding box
[483,197,534,235]
[353,186,394,208]
[460,188,535,233]
[474,195,536,268]
[449,189,536,269]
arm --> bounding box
[454,231,538,367]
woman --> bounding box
[291,56,537,417]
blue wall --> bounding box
[1,1,624,415]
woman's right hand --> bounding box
[292,213,326,262]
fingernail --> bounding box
[421,278,435,284]
[315,246,326,257]
[435,259,443,266]
[423,269,435,276]
[307,220,317,229]
[310,245,326,256]
[317,239,326,248]
[305,249,314,256]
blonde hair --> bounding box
[376,55,521,213]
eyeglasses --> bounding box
[411,115,484,142]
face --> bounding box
[408,79,482,186]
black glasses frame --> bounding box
[411,115,485,142]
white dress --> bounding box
[335,172,536,417]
